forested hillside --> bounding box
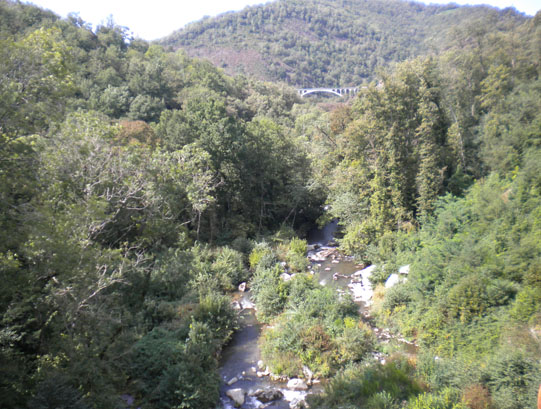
[0,1,322,407]
[1,0,540,408]
[298,6,541,408]
[160,0,528,86]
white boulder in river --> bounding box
[287,378,309,391]
[226,376,239,386]
[399,264,410,275]
[385,273,403,288]
[385,265,410,288]
[280,272,292,281]
[349,265,376,304]
[226,388,245,407]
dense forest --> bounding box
[160,0,529,87]
[0,0,540,408]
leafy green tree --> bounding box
[0,27,73,135]
[99,85,131,117]
[326,58,451,258]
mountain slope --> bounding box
[159,0,529,87]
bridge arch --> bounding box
[300,88,343,97]
[297,87,360,98]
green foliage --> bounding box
[509,286,541,322]
[381,283,414,314]
[324,58,454,255]
[373,144,541,407]
[129,323,222,409]
[249,242,276,270]
[288,237,308,256]
[483,349,541,409]
[211,247,247,290]
[286,237,309,272]
[0,27,74,135]
[0,2,539,409]
[191,292,238,344]
[256,270,369,377]
[308,359,423,408]
[188,245,249,294]
[339,220,377,261]
[250,263,287,322]
[446,275,490,323]
[365,391,398,409]
[335,325,376,366]
[28,375,93,409]
[128,94,165,122]
[407,388,467,409]
[160,0,526,87]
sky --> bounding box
[28,0,540,41]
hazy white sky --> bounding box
[28,0,540,40]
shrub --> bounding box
[461,384,493,409]
[250,264,288,322]
[509,286,541,322]
[287,252,309,272]
[175,321,221,409]
[211,246,247,290]
[258,273,364,377]
[150,248,192,301]
[230,236,253,259]
[28,374,93,409]
[286,237,309,272]
[309,359,423,409]
[484,349,541,409]
[382,283,414,313]
[260,318,304,376]
[129,322,222,409]
[271,225,297,243]
[187,245,248,293]
[288,237,308,256]
[290,284,358,324]
[407,388,467,409]
[192,292,238,345]
[414,353,464,391]
[446,275,490,323]
[365,391,399,409]
[287,273,317,306]
[129,327,185,407]
[370,264,391,285]
[298,324,335,376]
[485,279,517,307]
[336,324,375,365]
[339,221,377,261]
[249,242,275,270]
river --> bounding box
[218,221,414,408]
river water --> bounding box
[219,223,346,409]
[218,221,412,408]
[218,287,298,409]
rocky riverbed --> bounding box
[219,222,415,408]
[220,289,320,409]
